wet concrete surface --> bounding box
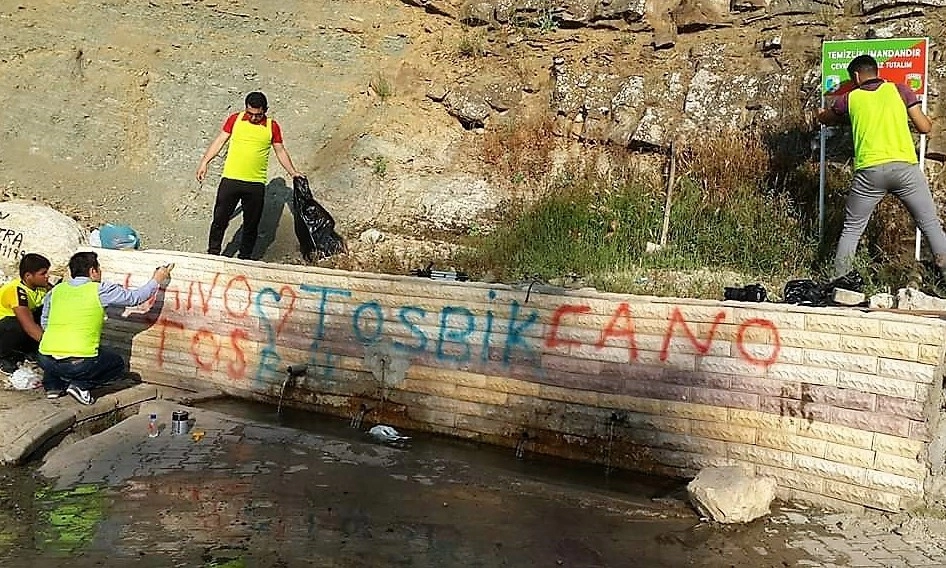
[1,398,826,567]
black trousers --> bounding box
[207,177,266,259]
[0,309,41,360]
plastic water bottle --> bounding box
[148,413,159,438]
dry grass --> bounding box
[480,114,557,190]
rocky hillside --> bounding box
[0,0,943,268]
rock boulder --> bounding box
[687,466,776,523]
[0,201,86,279]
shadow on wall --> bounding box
[223,177,292,260]
[103,287,169,390]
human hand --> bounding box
[291,170,305,179]
[153,263,174,286]
[196,163,208,183]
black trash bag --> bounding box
[829,270,865,293]
[783,279,831,306]
[292,176,345,261]
[723,283,767,302]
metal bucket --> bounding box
[171,410,190,436]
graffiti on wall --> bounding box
[116,271,782,387]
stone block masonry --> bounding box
[96,249,946,512]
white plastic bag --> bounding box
[9,366,42,390]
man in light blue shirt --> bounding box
[38,252,172,405]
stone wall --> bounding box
[96,249,946,512]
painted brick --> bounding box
[662,401,729,422]
[537,384,600,406]
[755,464,826,494]
[736,342,801,365]
[730,375,798,397]
[728,409,800,432]
[687,387,759,411]
[647,448,737,472]
[839,336,919,361]
[697,356,766,377]
[622,381,689,402]
[597,394,663,415]
[865,469,923,495]
[728,443,794,468]
[797,421,874,449]
[637,350,697,370]
[453,385,510,406]
[632,430,728,456]
[803,384,876,411]
[875,395,926,420]
[916,383,932,404]
[766,363,838,386]
[788,488,866,513]
[730,308,807,330]
[879,320,946,344]
[401,378,457,399]
[873,433,924,459]
[833,407,909,437]
[794,455,868,485]
[660,369,731,389]
[803,351,878,374]
[806,313,881,336]
[625,413,691,434]
[837,371,916,399]
[910,420,932,442]
[758,398,832,424]
[823,442,875,468]
[690,421,756,444]
[484,376,541,397]
[877,359,939,384]
[777,329,841,351]
[917,344,943,366]
[756,431,826,458]
[662,337,732,357]
[873,452,927,479]
[822,480,901,512]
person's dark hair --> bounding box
[847,55,879,80]
[19,253,50,278]
[245,91,268,111]
[68,251,99,279]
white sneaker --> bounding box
[66,385,95,405]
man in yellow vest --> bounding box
[195,91,303,260]
[0,253,51,373]
[818,54,946,279]
[37,252,172,404]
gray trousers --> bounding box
[834,161,946,277]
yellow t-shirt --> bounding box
[0,278,46,321]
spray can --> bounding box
[171,410,190,436]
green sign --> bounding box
[822,37,928,96]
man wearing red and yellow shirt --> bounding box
[196,91,302,259]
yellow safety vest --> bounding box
[849,82,918,171]
[222,112,274,183]
[38,281,104,358]
[0,278,45,320]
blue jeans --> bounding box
[37,348,126,391]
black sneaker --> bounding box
[45,389,66,400]
[0,358,18,375]
[65,385,95,406]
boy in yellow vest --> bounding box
[818,54,946,279]
[195,91,303,260]
[0,253,51,373]
[37,252,172,404]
